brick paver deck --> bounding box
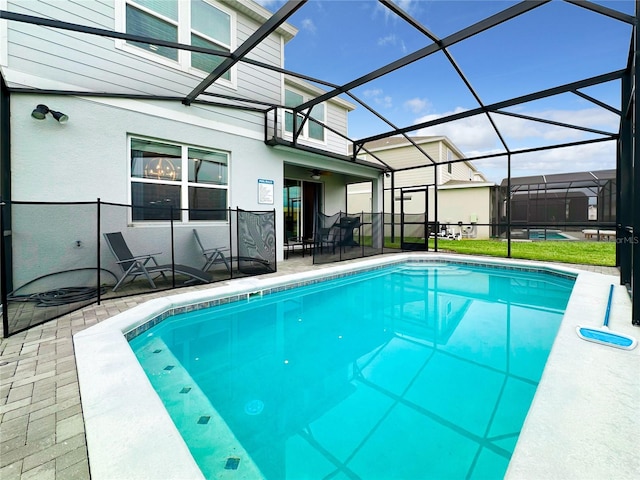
[0,255,621,479]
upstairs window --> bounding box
[130,137,229,222]
[119,0,235,84]
[284,88,326,142]
[190,0,231,80]
[126,1,178,61]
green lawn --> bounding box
[384,238,616,266]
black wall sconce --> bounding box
[31,104,69,123]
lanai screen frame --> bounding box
[0,0,638,326]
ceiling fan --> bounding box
[310,168,330,180]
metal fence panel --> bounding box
[4,201,99,336]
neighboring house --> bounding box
[348,136,495,239]
[0,0,385,285]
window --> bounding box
[447,148,453,174]
[284,88,325,142]
[130,137,229,222]
[119,0,234,84]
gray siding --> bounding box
[5,1,283,108]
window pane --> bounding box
[308,120,324,141]
[189,187,228,220]
[131,138,182,181]
[131,183,181,220]
[309,105,325,140]
[285,90,305,133]
[192,0,230,45]
[131,0,178,20]
[191,34,230,80]
[126,5,178,61]
[188,148,228,185]
[285,112,305,133]
[285,111,293,132]
[285,89,303,107]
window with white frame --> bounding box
[119,0,234,83]
[284,88,325,142]
[130,137,229,222]
[447,148,453,174]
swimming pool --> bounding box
[524,229,576,240]
[74,253,639,480]
[128,262,574,479]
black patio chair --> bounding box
[192,229,230,271]
[104,232,211,292]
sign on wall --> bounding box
[258,179,274,205]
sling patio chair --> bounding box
[192,229,231,271]
[104,232,212,292]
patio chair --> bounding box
[317,216,361,253]
[192,229,230,271]
[104,232,211,292]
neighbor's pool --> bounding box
[128,262,575,479]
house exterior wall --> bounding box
[436,186,492,239]
[9,93,287,284]
[2,0,383,283]
[10,94,280,205]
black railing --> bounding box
[1,199,275,337]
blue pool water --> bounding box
[129,262,575,479]
[526,229,573,240]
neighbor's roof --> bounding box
[352,135,485,176]
[500,169,616,188]
[441,179,494,188]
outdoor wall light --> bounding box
[31,104,69,123]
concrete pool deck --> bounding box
[1,253,638,479]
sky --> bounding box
[256,0,635,183]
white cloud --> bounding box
[363,88,393,109]
[375,0,419,21]
[380,95,393,108]
[363,88,383,98]
[414,107,618,183]
[404,97,431,114]
[377,34,408,54]
[414,107,618,151]
[378,34,396,47]
[300,18,316,34]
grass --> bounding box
[384,238,616,266]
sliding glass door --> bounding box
[284,179,322,242]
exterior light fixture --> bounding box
[31,104,69,123]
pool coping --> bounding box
[73,253,640,479]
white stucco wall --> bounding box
[9,94,287,285]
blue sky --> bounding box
[258,0,634,182]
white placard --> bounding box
[258,178,274,205]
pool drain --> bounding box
[244,399,264,415]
